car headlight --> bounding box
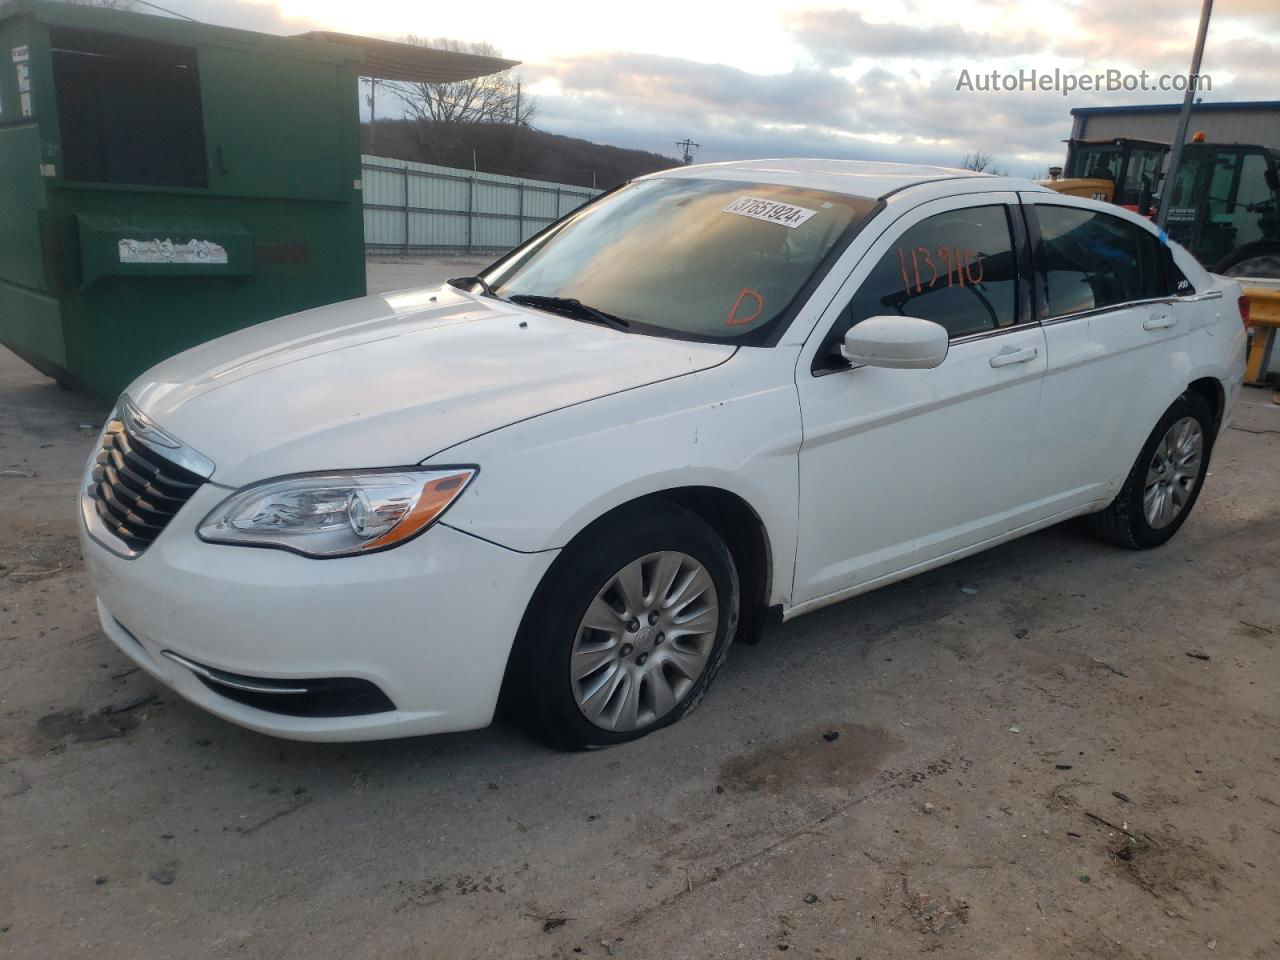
[198,467,476,557]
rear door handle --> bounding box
[1143,314,1177,330]
[989,346,1039,368]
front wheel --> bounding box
[1088,392,1215,549]
[504,500,740,749]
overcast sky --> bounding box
[163,0,1278,176]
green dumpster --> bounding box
[0,0,514,400]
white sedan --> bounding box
[79,159,1248,748]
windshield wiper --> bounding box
[449,275,501,299]
[507,294,631,331]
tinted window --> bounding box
[1034,206,1168,317]
[833,205,1019,343]
[1133,226,1168,299]
[487,178,877,343]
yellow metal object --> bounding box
[1037,177,1117,202]
[1243,287,1280,384]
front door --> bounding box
[792,193,1047,607]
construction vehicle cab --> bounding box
[1046,137,1169,211]
[1162,142,1280,278]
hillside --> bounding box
[360,119,678,189]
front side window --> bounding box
[1034,206,1167,318]
[486,178,878,343]
[829,204,1019,347]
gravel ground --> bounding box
[0,260,1277,959]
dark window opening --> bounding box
[51,28,207,188]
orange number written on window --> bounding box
[895,246,984,294]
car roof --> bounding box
[647,158,1052,201]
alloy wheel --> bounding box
[569,551,719,732]
[1143,416,1204,529]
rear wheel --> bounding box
[1088,392,1215,549]
[1223,254,1280,280]
[505,500,739,749]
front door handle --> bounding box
[1143,314,1177,331]
[989,346,1039,368]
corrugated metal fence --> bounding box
[361,154,601,255]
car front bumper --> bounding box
[80,484,557,741]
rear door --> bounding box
[1020,194,1191,512]
[792,193,1047,606]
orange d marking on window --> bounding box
[727,288,764,326]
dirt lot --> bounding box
[1,260,1278,959]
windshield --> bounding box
[484,177,878,343]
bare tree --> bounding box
[959,151,1008,177]
[386,37,535,131]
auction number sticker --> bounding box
[723,196,817,229]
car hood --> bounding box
[126,286,735,486]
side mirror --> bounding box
[841,315,949,370]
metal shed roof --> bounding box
[298,32,519,83]
[1071,100,1280,117]
[0,2,518,81]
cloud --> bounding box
[529,54,860,131]
[124,0,1280,180]
[530,52,1084,176]
[1046,0,1280,81]
[173,0,323,34]
[784,9,1043,67]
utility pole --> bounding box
[365,77,380,153]
[676,138,700,165]
[1156,0,1214,229]
[513,80,521,163]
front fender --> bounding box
[427,347,802,608]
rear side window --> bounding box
[1034,206,1169,317]
[834,204,1019,342]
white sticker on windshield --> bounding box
[723,196,818,229]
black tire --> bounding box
[1223,254,1280,281]
[1088,391,1215,549]
[504,499,740,750]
